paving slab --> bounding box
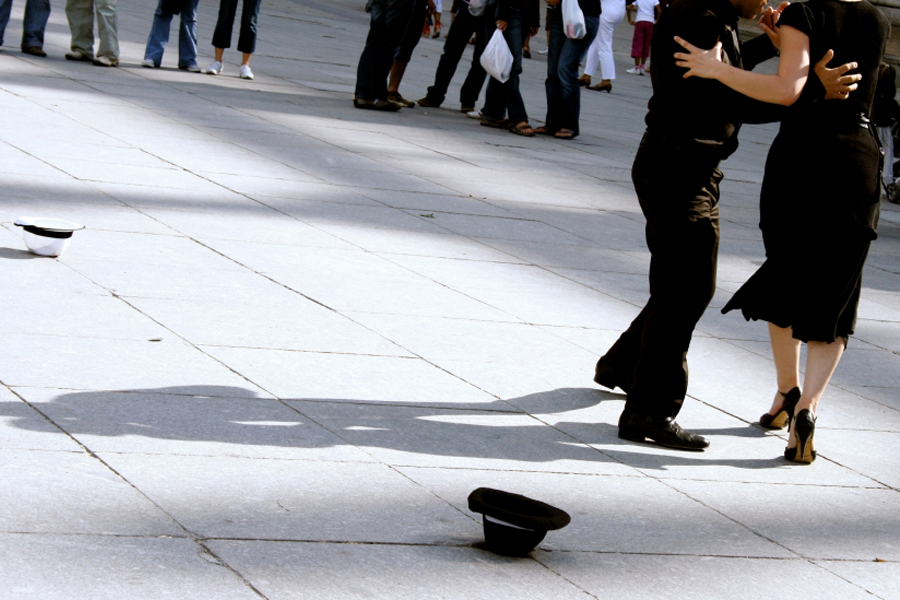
[12,386,377,462]
[398,467,791,557]
[100,453,480,543]
[538,553,881,600]
[0,448,183,535]
[208,541,591,600]
[0,534,261,600]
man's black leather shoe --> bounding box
[618,412,709,451]
[593,359,632,394]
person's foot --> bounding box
[240,64,254,79]
[523,49,531,59]
[593,359,632,393]
[554,128,575,139]
[92,56,118,67]
[466,110,483,119]
[626,66,644,75]
[65,49,92,62]
[578,74,591,87]
[353,97,401,111]
[618,411,710,451]
[386,91,415,108]
[537,47,548,55]
[588,79,612,93]
[508,121,535,137]
[141,58,157,68]
[22,46,46,57]
[179,63,201,72]
[416,96,440,108]
[460,104,474,113]
[432,24,441,38]
[206,60,224,75]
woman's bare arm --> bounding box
[673,25,810,105]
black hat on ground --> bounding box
[467,487,571,557]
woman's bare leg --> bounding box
[787,339,845,449]
[767,322,801,414]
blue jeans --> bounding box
[0,0,50,48]
[143,0,199,68]
[482,9,527,124]
[544,13,599,136]
[354,0,415,101]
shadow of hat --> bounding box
[468,487,571,557]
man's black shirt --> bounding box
[645,0,779,158]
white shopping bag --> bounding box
[480,29,514,83]
[562,0,586,39]
[468,0,487,16]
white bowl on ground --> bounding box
[14,217,85,257]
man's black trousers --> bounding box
[598,132,723,421]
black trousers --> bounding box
[598,133,722,421]
[211,0,262,54]
[355,0,416,101]
[423,5,489,108]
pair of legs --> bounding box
[582,1,625,87]
[211,0,261,68]
[482,10,531,133]
[542,12,598,137]
[143,0,199,68]
[0,0,50,50]
[355,0,415,103]
[766,325,844,454]
[596,134,722,450]
[387,0,428,102]
[420,3,488,109]
[66,0,118,61]
[630,20,652,69]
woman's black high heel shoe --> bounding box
[784,409,817,464]
[760,387,801,429]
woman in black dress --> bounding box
[674,0,890,463]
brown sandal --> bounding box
[554,128,575,140]
[508,122,536,137]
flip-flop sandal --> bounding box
[508,122,536,137]
[480,116,510,129]
[533,126,554,136]
[554,129,576,140]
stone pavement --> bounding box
[2,0,900,598]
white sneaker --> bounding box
[626,67,643,75]
[180,63,201,72]
[537,48,549,55]
[466,110,482,120]
[206,60,223,75]
[240,64,254,80]
[141,58,157,68]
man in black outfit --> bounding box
[593,0,858,450]
[416,0,492,112]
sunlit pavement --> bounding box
[1,1,899,598]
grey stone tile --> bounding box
[344,313,598,364]
[0,534,261,600]
[815,559,900,600]
[288,399,635,475]
[539,553,879,600]
[0,291,168,340]
[99,453,479,543]
[667,480,900,561]
[0,386,83,451]
[0,448,182,535]
[398,467,790,557]
[0,334,269,395]
[207,541,591,600]
[14,386,376,462]
[202,347,496,406]
[124,294,408,356]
